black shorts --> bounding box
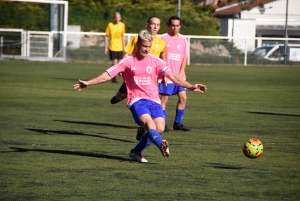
[118,82,127,94]
[109,50,124,60]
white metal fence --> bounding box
[1,29,300,65]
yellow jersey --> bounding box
[105,22,125,51]
[125,35,166,58]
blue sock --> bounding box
[131,130,163,153]
[175,109,185,123]
[163,110,167,124]
[131,132,150,153]
[143,138,152,150]
[147,129,163,147]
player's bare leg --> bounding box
[130,115,170,162]
[111,59,118,83]
[136,103,165,141]
[176,90,187,110]
[160,94,171,132]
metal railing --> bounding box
[1,29,300,65]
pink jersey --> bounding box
[159,33,188,81]
[106,53,170,107]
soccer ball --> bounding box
[243,138,263,159]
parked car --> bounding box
[252,44,300,62]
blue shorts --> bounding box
[159,83,186,96]
[130,99,164,123]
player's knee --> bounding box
[179,95,187,104]
[156,125,164,134]
[142,118,157,131]
[153,118,165,134]
[160,95,169,103]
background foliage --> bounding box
[0,0,220,35]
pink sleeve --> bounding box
[156,58,170,76]
[184,37,189,58]
[106,58,127,78]
[159,66,171,77]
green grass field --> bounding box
[0,61,300,201]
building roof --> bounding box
[257,25,300,31]
[213,0,276,16]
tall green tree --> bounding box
[0,0,220,35]
[0,1,49,30]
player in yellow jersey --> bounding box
[123,23,166,58]
[104,12,126,83]
[110,16,167,140]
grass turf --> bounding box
[0,61,300,200]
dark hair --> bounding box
[147,16,160,24]
[167,16,181,25]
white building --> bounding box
[214,0,300,51]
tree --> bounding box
[0,0,220,35]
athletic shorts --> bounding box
[129,99,164,124]
[118,82,127,94]
[109,50,124,60]
[158,83,186,96]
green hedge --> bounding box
[0,0,220,36]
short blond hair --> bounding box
[137,30,154,43]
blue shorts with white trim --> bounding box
[129,99,164,123]
[159,83,186,96]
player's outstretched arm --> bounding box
[73,72,112,91]
[166,72,207,93]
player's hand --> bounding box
[104,48,108,55]
[73,79,88,91]
[199,84,207,92]
[190,84,207,93]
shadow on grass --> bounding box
[208,163,270,172]
[247,111,300,117]
[54,120,136,129]
[209,163,243,170]
[26,128,133,143]
[10,147,132,162]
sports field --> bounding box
[0,61,299,200]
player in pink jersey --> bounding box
[74,30,207,163]
[109,16,166,141]
[110,16,166,105]
[159,16,191,132]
